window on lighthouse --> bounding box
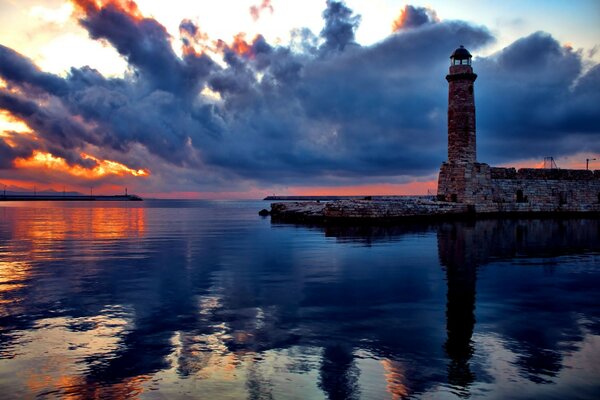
[452,58,471,66]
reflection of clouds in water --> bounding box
[0,203,599,398]
[468,329,600,400]
[2,309,138,398]
[156,342,325,399]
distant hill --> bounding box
[1,189,84,196]
[0,182,83,196]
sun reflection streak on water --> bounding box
[382,358,410,399]
[0,205,147,264]
[13,206,146,241]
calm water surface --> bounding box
[0,200,599,399]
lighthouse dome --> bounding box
[450,45,472,65]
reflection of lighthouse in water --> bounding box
[438,222,477,394]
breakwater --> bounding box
[268,197,469,222]
[266,196,600,222]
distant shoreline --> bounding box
[0,194,143,201]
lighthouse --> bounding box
[437,46,480,203]
[446,45,477,165]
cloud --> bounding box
[0,87,103,167]
[319,0,361,53]
[475,31,600,163]
[0,45,68,95]
[0,1,598,194]
[249,0,274,22]
[0,138,32,169]
[74,0,201,94]
[392,5,438,32]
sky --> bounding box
[0,0,599,198]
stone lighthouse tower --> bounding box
[446,45,477,164]
[438,46,481,203]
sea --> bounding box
[0,200,598,399]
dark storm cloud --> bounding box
[0,1,598,190]
[0,45,68,96]
[0,90,103,167]
[75,1,216,95]
[0,137,33,169]
[475,32,600,162]
[567,64,600,131]
[319,0,361,53]
[179,19,198,38]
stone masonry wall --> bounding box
[439,162,600,213]
[446,65,477,165]
[479,168,600,213]
[438,162,491,204]
[469,166,600,213]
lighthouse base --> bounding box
[437,162,492,204]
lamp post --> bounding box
[586,158,597,170]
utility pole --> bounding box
[90,187,93,198]
[586,158,597,170]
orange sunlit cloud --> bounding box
[0,111,34,138]
[392,7,410,32]
[0,78,27,97]
[214,33,259,59]
[231,33,252,57]
[71,0,144,21]
[179,19,211,57]
[14,151,149,179]
[181,39,205,58]
[70,0,259,63]
[178,20,259,62]
[392,5,438,32]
